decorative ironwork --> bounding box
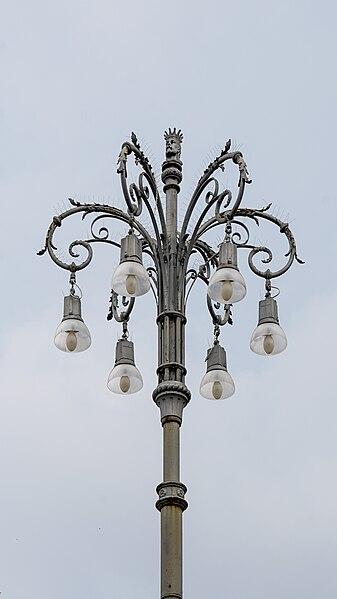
[39,130,303,599]
[39,130,303,329]
[107,290,135,323]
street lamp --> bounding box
[39,129,302,598]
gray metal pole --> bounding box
[153,130,190,599]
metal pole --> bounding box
[153,130,190,599]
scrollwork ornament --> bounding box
[233,152,252,185]
[207,295,233,327]
[230,220,251,246]
[214,189,233,223]
[181,147,252,256]
[107,290,135,323]
[37,197,158,274]
[117,144,131,176]
[39,130,302,353]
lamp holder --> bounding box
[206,343,228,373]
[120,233,143,265]
[258,296,279,325]
[219,240,239,270]
[115,338,136,367]
[62,294,83,322]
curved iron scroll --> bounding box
[107,291,135,323]
[187,205,303,283]
[38,197,159,275]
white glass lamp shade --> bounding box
[200,343,235,400]
[54,318,91,353]
[54,294,91,353]
[208,267,246,304]
[112,233,151,298]
[111,260,150,297]
[200,368,235,400]
[250,322,287,356]
[107,338,143,395]
[107,363,143,394]
[208,241,246,304]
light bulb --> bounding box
[221,280,233,302]
[66,331,78,352]
[208,267,246,304]
[263,334,275,355]
[120,375,131,393]
[125,274,137,295]
[212,380,223,400]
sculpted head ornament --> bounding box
[164,128,183,161]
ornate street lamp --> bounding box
[39,129,302,598]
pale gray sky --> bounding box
[1,1,337,598]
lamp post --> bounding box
[39,129,302,598]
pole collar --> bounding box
[153,381,191,424]
[156,481,188,512]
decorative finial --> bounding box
[164,128,183,161]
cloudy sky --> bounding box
[1,1,337,597]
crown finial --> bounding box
[164,128,183,161]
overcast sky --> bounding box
[1,1,337,598]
